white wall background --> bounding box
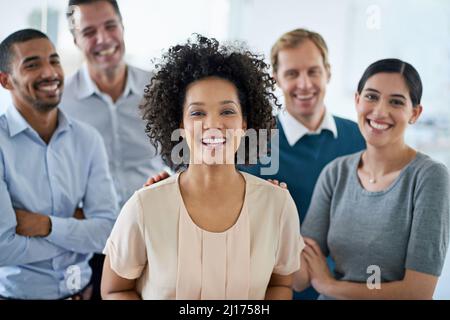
[0,0,449,299]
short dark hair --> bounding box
[140,34,279,171]
[67,0,122,29]
[357,58,423,106]
[0,29,49,73]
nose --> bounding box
[371,99,389,118]
[203,113,224,130]
[296,72,312,90]
[96,27,111,44]
[40,62,59,80]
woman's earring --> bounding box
[408,120,414,125]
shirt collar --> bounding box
[76,63,139,99]
[278,108,338,147]
[5,103,29,137]
[5,103,72,138]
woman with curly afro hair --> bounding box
[101,35,305,300]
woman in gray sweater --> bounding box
[295,58,449,299]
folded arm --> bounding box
[44,133,118,254]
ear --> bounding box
[409,105,423,124]
[326,65,331,83]
[272,71,279,86]
[0,72,13,90]
[242,118,247,131]
[354,92,360,105]
[73,35,81,49]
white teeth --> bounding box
[294,94,314,100]
[39,84,58,92]
[97,47,116,56]
[369,120,390,130]
[202,138,226,144]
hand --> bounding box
[15,209,51,237]
[73,208,85,220]
[302,237,335,295]
[144,171,170,187]
[267,179,288,189]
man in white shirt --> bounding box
[242,28,366,300]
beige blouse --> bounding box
[104,171,305,299]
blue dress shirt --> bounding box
[60,64,165,208]
[0,105,118,299]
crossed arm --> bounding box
[14,208,84,238]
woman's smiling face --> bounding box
[182,76,247,165]
[355,72,422,149]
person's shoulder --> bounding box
[136,173,179,199]
[242,171,290,200]
[333,115,361,133]
[64,68,83,91]
[333,115,357,126]
[128,64,152,81]
[128,64,151,75]
[60,70,84,110]
[412,153,449,180]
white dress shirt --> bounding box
[278,108,338,147]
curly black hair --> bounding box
[140,34,279,171]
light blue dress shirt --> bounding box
[0,105,118,299]
[60,64,165,208]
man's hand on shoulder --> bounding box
[144,171,170,187]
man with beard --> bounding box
[0,29,118,299]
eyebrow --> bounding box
[104,19,119,25]
[188,100,239,108]
[22,53,60,65]
[81,19,119,33]
[364,88,406,99]
[21,56,40,64]
[80,26,95,34]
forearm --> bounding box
[46,216,115,254]
[293,255,310,292]
[265,285,293,300]
[0,235,64,266]
[102,290,142,300]
[324,279,432,300]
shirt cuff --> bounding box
[45,215,70,243]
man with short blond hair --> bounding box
[243,28,366,299]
